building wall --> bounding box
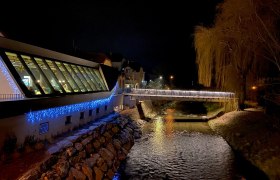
[0,37,126,149]
[0,67,14,95]
[124,67,145,88]
[0,93,124,147]
[0,56,22,96]
[123,95,136,108]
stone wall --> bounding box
[20,114,141,180]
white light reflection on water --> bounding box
[117,109,237,180]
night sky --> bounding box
[1,1,221,88]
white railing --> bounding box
[128,88,235,99]
[0,94,25,100]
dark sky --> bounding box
[1,1,221,88]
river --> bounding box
[115,109,266,180]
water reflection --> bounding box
[165,116,174,138]
[121,109,237,179]
[152,118,165,153]
[165,109,174,137]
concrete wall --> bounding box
[123,95,136,108]
[141,100,157,118]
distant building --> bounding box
[104,53,145,90]
[122,61,145,89]
[75,51,145,90]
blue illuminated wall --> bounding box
[27,86,117,124]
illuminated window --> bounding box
[45,60,74,93]
[70,64,92,91]
[93,69,107,90]
[86,67,102,90]
[21,55,52,94]
[5,52,41,95]
[83,67,98,90]
[55,62,81,92]
[34,58,64,93]
[77,66,97,91]
[4,51,109,96]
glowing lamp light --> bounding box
[251,86,257,90]
[170,75,174,80]
[159,76,163,80]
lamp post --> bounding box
[169,75,174,89]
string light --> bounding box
[27,84,117,123]
[127,88,235,100]
[0,57,22,95]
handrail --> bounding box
[128,88,235,98]
[0,94,25,100]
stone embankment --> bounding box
[208,109,280,179]
[20,113,141,180]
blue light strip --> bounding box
[27,84,118,123]
[0,56,21,94]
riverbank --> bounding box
[208,108,280,179]
[0,113,140,180]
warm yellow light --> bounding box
[165,109,174,137]
[170,75,174,80]
[251,86,257,90]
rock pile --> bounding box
[20,114,141,180]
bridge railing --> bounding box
[129,88,235,98]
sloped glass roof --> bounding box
[3,51,108,97]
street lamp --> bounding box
[251,86,257,90]
[159,76,163,80]
[169,75,174,89]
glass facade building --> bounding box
[0,37,124,148]
[1,51,108,97]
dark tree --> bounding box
[194,0,280,109]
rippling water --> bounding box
[117,114,240,180]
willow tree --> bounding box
[194,0,280,109]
